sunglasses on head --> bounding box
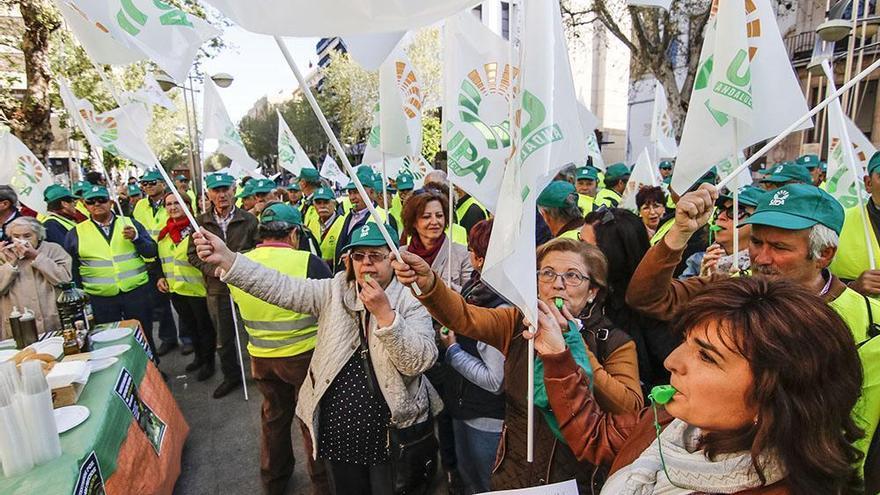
[85,197,109,205]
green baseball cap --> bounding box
[718,185,766,208]
[820,161,827,172]
[537,181,578,209]
[604,163,630,183]
[44,184,76,203]
[396,173,414,191]
[796,154,821,170]
[298,167,320,183]
[82,185,110,200]
[236,181,255,198]
[868,151,880,175]
[342,222,399,252]
[251,179,276,195]
[140,169,163,182]
[127,184,144,197]
[761,163,811,184]
[742,183,844,234]
[659,161,673,170]
[286,182,301,191]
[206,172,235,189]
[260,203,302,225]
[345,181,358,191]
[175,174,189,182]
[697,167,718,186]
[72,180,89,198]
[313,186,336,201]
[575,167,598,181]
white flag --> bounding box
[124,73,176,111]
[650,82,678,158]
[362,103,383,166]
[54,0,144,65]
[825,71,874,208]
[379,45,423,158]
[400,155,434,190]
[91,103,157,167]
[204,0,481,36]
[61,0,220,84]
[202,78,259,173]
[277,109,314,176]
[343,31,406,71]
[714,153,753,189]
[585,132,605,171]
[482,0,585,324]
[621,148,661,211]
[0,131,55,214]
[627,0,672,9]
[673,0,809,194]
[320,154,349,187]
[443,11,518,213]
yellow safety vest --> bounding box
[559,229,580,240]
[446,223,468,246]
[132,198,169,240]
[828,287,880,473]
[157,235,206,297]
[42,212,77,232]
[229,247,318,358]
[390,194,404,230]
[650,218,676,246]
[455,196,489,225]
[830,205,880,282]
[341,196,353,215]
[186,189,198,213]
[75,201,90,218]
[594,188,622,208]
[320,215,346,265]
[75,217,148,297]
[577,194,595,216]
[303,204,322,241]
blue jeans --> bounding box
[452,419,501,494]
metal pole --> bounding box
[228,295,249,401]
[851,3,873,118]
[187,77,206,212]
[843,0,861,112]
[181,75,199,200]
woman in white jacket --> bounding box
[194,222,439,495]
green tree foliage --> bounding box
[239,108,279,169]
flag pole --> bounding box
[716,56,880,191]
[274,36,421,295]
[381,153,389,211]
[446,177,454,286]
[228,295,249,401]
[730,123,740,274]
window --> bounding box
[502,2,510,40]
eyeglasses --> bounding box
[140,180,158,186]
[718,206,751,221]
[84,197,109,205]
[536,268,591,287]
[350,251,389,263]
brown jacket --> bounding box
[187,207,259,295]
[0,241,72,338]
[417,277,641,492]
[540,347,791,494]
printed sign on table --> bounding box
[73,451,105,495]
[114,368,167,455]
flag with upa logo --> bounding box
[57,0,220,84]
[276,109,314,176]
[378,44,423,158]
[202,78,259,173]
[673,0,809,194]
[0,131,55,214]
[443,11,518,212]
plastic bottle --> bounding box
[62,324,79,356]
[0,376,34,477]
[19,361,61,465]
[8,306,22,349]
[57,282,85,331]
[18,308,37,348]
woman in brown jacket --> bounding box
[393,238,642,493]
[529,277,864,495]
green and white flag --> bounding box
[621,148,661,212]
[378,44,423,159]
[650,82,678,159]
[0,131,55,214]
[482,0,585,324]
[58,0,219,84]
[276,109,313,176]
[443,11,518,212]
[202,78,258,173]
[673,0,809,194]
[320,154,348,187]
[825,68,874,208]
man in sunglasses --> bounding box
[63,185,159,357]
[187,172,259,399]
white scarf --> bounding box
[601,419,786,495]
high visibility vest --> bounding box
[229,247,318,358]
[157,235,206,297]
[650,218,676,246]
[455,196,488,225]
[830,205,880,282]
[594,188,622,208]
[303,204,322,241]
[828,286,880,471]
[320,215,346,265]
[559,229,580,240]
[186,189,198,213]
[75,201,90,218]
[446,223,468,246]
[341,196,353,215]
[577,194,595,216]
[42,212,77,232]
[75,218,148,297]
[390,194,404,229]
[132,198,168,240]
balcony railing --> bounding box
[784,30,877,65]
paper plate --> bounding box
[89,344,131,360]
[91,327,133,344]
[31,337,64,359]
[88,357,118,373]
[54,405,90,434]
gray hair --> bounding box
[8,217,45,242]
[0,185,17,206]
[808,223,839,260]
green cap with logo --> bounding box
[537,181,578,209]
[760,163,812,184]
[298,167,320,183]
[127,184,144,197]
[396,173,415,191]
[72,180,89,198]
[796,154,821,170]
[313,186,336,201]
[206,172,235,189]
[82,185,110,200]
[260,203,302,226]
[236,181,255,198]
[659,161,673,170]
[604,163,631,183]
[140,169,163,182]
[44,184,76,203]
[251,179,276,194]
[718,185,766,208]
[575,167,598,181]
[342,222,399,252]
[868,151,880,175]
[742,183,844,234]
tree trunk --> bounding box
[16,0,60,163]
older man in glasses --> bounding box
[63,185,159,357]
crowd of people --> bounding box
[2,151,879,495]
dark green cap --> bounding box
[742,184,844,234]
[697,167,718,186]
[718,185,766,208]
[251,179,276,194]
[298,167,320,183]
[659,161,673,170]
[796,154,821,169]
[140,169,163,182]
[43,184,75,203]
[575,167,598,181]
[604,163,630,183]
[175,174,188,182]
[396,173,414,191]
[72,180,89,197]
[82,185,110,200]
[236,182,255,198]
[761,163,811,184]
[342,222,398,252]
[127,184,144,197]
[206,173,235,189]
[345,181,358,191]
[868,151,880,175]
[537,181,578,209]
[313,186,336,201]
[260,203,302,225]
[286,182,301,191]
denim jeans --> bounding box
[452,419,501,494]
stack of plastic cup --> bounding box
[19,361,61,465]
[0,362,33,477]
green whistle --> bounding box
[554,297,564,310]
[649,385,677,405]
[440,327,449,335]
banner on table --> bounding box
[650,81,678,159]
[74,450,105,495]
[114,367,167,456]
[673,0,809,194]
[621,147,661,211]
[202,78,259,173]
[0,131,55,214]
[443,11,518,213]
[825,67,874,208]
[277,109,314,176]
